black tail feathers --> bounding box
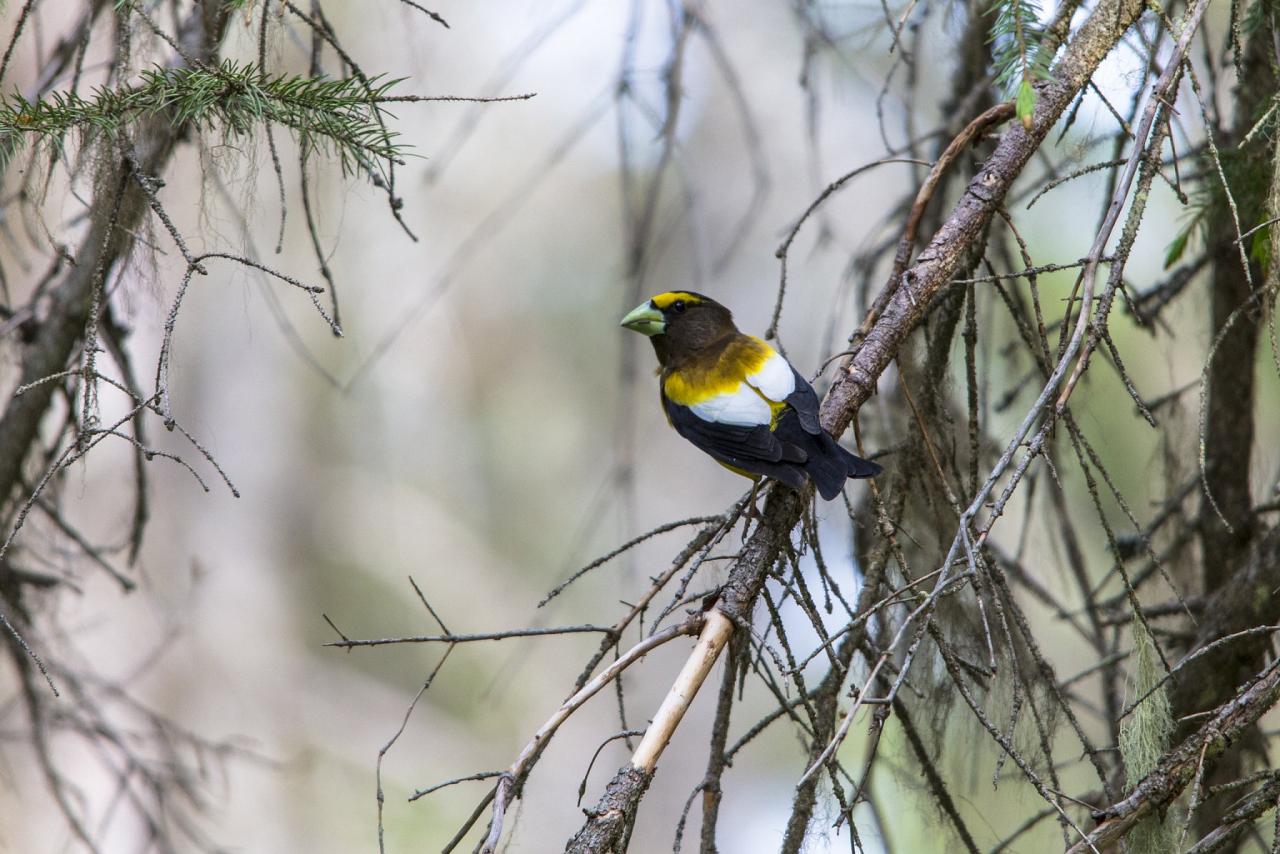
[837,443,881,479]
[804,434,881,501]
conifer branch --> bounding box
[0,60,404,174]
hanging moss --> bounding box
[1119,617,1176,854]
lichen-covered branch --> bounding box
[1070,656,1280,852]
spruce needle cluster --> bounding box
[987,0,1051,128]
[0,60,404,175]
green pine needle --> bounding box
[0,60,405,176]
[987,0,1051,102]
[1163,229,1191,270]
[1016,79,1037,128]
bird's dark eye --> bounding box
[672,300,686,313]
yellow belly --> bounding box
[716,460,760,480]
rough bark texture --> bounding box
[1184,771,1280,853]
[563,765,654,853]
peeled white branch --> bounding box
[630,609,734,771]
[478,612,706,854]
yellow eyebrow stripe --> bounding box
[650,291,705,310]
[662,337,772,406]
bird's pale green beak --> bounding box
[619,301,665,336]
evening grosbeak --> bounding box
[621,291,880,500]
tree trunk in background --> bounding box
[1173,23,1278,847]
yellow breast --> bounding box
[663,337,772,406]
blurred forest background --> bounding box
[0,0,1278,852]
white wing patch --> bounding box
[744,348,796,403]
[689,384,772,427]
[683,341,796,428]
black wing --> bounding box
[782,367,822,435]
[661,369,879,498]
[662,395,808,489]
[774,369,882,496]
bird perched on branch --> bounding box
[620,291,880,500]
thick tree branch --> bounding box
[1183,772,1280,853]
[1069,656,1280,852]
